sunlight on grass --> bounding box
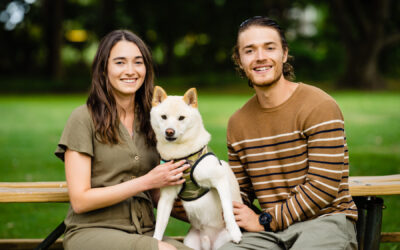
[0,91,399,250]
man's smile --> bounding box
[253,65,272,73]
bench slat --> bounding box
[350,174,400,183]
[0,182,67,188]
[1,175,400,203]
[349,181,400,196]
[381,232,400,243]
[0,187,69,202]
[349,175,400,196]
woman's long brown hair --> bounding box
[87,30,156,146]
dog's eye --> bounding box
[178,116,185,121]
[161,115,167,120]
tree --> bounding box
[43,0,64,80]
[329,0,400,89]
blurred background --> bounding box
[0,0,399,92]
[0,0,399,249]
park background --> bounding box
[0,0,399,249]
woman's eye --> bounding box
[178,116,185,121]
[161,115,167,120]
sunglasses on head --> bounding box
[239,16,264,28]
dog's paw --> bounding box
[228,226,242,243]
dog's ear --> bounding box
[183,88,198,108]
[152,86,168,107]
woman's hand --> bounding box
[144,160,189,189]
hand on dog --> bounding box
[145,160,189,189]
[233,201,264,232]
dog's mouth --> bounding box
[165,137,177,142]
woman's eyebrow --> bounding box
[112,56,126,61]
[112,56,143,61]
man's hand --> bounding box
[233,201,264,232]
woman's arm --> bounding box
[65,149,188,214]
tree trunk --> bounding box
[99,0,116,37]
[43,0,64,80]
[329,0,396,90]
[339,42,385,90]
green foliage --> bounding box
[1,0,399,91]
[0,92,399,249]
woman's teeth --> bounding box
[122,79,135,83]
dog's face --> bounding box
[150,86,200,143]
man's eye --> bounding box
[161,115,167,120]
[178,116,185,121]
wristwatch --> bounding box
[259,212,272,232]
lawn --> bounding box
[0,90,399,249]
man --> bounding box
[219,16,358,250]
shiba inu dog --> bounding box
[150,86,242,250]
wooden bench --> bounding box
[1,175,399,250]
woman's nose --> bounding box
[125,63,136,75]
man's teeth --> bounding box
[254,67,271,71]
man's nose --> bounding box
[255,48,266,61]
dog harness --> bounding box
[161,146,220,201]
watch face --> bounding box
[260,212,271,225]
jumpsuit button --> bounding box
[134,155,139,160]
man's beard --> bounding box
[248,70,283,88]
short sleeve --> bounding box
[55,105,94,162]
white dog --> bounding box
[150,86,242,250]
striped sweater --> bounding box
[227,83,357,232]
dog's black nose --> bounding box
[165,128,175,137]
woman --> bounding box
[55,30,191,250]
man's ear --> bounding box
[238,60,244,69]
[235,50,243,69]
[283,48,288,63]
[152,86,167,107]
[183,88,198,108]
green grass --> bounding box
[0,91,399,249]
